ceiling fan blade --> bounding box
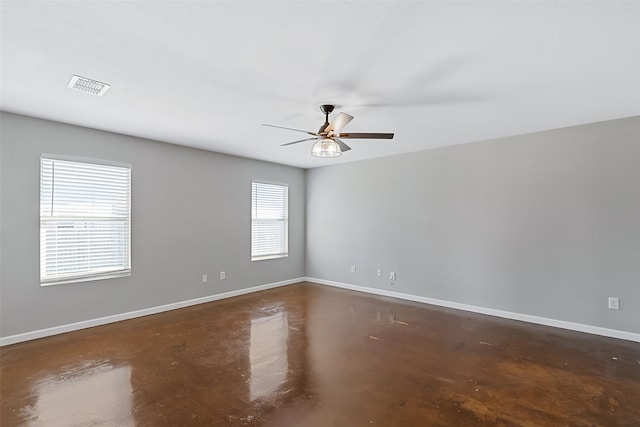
[280,137,318,146]
[262,124,318,136]
[326,112,354,135]
[334,138,351,152]
[338,132,394,139]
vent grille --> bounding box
[67,75,110,96]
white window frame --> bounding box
[40,154,131,285]
[251,180,288,261]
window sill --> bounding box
[41,270,131,286]
[251,254,288,262]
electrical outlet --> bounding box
[608,297,619,310]
[389,272,396,280]
[351,265,356,273]
[220,271,226,280]
[377,268,382,277]
[202,274,208,283]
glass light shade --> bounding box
[311,139,342,158]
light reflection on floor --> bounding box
[3,283,639,426]
[26,363,133,426]
[249,311,289,401]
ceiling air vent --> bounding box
[67,75,111,96]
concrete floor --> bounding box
[1,282,639,426]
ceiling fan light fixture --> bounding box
[311,138,342,158]
[264,104,393,157]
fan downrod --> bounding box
[318,105,335,133]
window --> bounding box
[251,181,288,261]
[40,155,131,285]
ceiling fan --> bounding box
[263,105,394,158]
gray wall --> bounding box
[306,117,640,334]
[2,112,638,339]
[0,112,305,337]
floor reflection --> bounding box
[4,284,637,426]
[250,310,289,401]
[26,362,133,426]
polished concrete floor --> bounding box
[1,282,639,426]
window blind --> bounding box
[40,156,131,285]
[251,181,288,261]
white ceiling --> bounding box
[1,1,639,169]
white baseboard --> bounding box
[304,277,640,343]
[4,277,638,346]
[0,278,302,347]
